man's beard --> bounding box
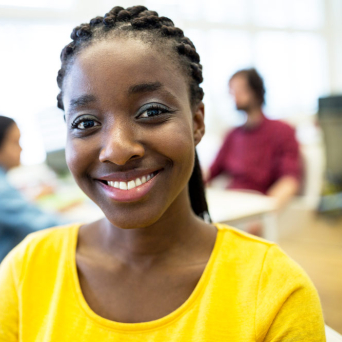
[236,102,260,112]
[236,103,252,112]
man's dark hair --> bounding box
[56,5,210,221]
[230,68,266,106]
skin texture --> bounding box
[0,123,22,171]
[62,38,217,323]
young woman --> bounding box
[0,6,325,341]
[0,116,62,262]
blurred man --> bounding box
[207,68,302,209]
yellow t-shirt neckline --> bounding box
[0,223,326,340]
[68,223,224,332]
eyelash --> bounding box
[137,104,173,119]
[71,115,100,130]
[70,104,174,131]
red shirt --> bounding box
[208,115,302,194]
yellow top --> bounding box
[0,223,326,341]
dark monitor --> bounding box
[318,95,342,118]
[318,95,342,183]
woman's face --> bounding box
[63,38,205,228]
[0,124,22,171]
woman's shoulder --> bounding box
[215,223,312,286]
[1,224,80,275]
[17,223,79,249]
[216,223,276,255]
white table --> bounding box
[60,187,278,241]
[206,188,278,241]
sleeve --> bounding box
[208,132,232,182]
[0,179,63,236]
[0,252,19,342]
[256,245,326,342]
[275,125,302,182]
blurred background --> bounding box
[0,0,341,334]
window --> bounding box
[146,0,328,123]
[0,22,72,164]
[147,0,329,167]
[0,0,330,166]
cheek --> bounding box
[15,148,21,161]
[65,136,96,180]
[236,92,246,101]
[8,146,18,161]
[152,119,195,174]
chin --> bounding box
[103,208,164,230]
[8,162,21,170]
[90,191,168,229]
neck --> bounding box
[94,188,209,268]
[244,107,263,128]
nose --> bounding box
[99,121,145,165]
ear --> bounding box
[192,102,205,146]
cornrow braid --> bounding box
[57,5,204,110]
[57,5,209,221]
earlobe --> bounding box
[193,102,205,146]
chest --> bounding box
[225,130,281,169]
[76,257,206,324]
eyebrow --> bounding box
[67,82,175,114]
[128,82,162,95]
[68,94,97,111]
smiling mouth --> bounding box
[99,171,159,190]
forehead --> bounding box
[63,38,190,108]
[229,75,249,90]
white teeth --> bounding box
[127,180,135,190]
[106,173,155,190]
[119,182,127,190]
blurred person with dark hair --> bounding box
[207,68,302,210]
[0,115,63,262]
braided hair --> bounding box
[57,5,210,221]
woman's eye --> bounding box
[140,107,164,118]
[77,120,97,129]
[138,104,173,119]
[71,116,100,130]
[142,109,162,117]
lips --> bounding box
[96,169,161,202]
[104,171,158,190]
